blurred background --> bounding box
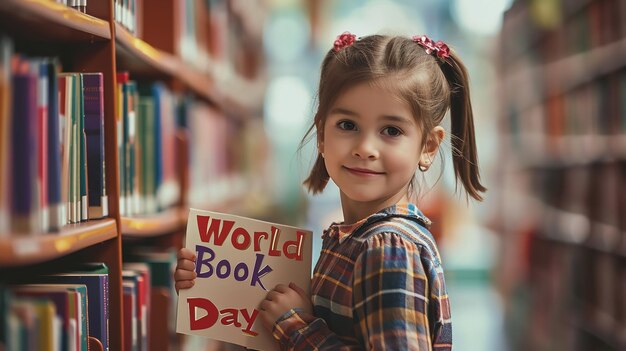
[1,0,624,350]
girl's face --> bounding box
[320,82,431,217]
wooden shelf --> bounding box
[509,134,626,168]
[115,23,215,104]
[505,37,626,113]
[121,208,186,237]
[114,23,264,118]
[539,204,590,246]
[0,0,110,43]
[573,313,622,350]
[114,23,179,77]
[0,219,118,267]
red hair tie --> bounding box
[333,32,357,52]
[412,35,450,60]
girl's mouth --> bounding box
[343,166,385,176]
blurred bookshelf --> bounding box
[0,0,269,350]
[496,0,626,350]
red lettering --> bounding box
[268,226,281,257]
[253,231,268,252]
[283,231,306,261]
[188,298,219,330]
[241,309,259,336]
[186,298,259,336]
[197,215,235,246]
[231,227,251,250]
[220,308,242,328]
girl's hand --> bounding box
[259,282,312,332]
[174,247,197,294]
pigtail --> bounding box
[301,121,330,194]
[303,154,330,194]
[440,51,487,201]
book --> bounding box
[58,74,76,224]
[127,249,176,349]
[77,73,88,221]
[10,60,39,233]
[122,279,138,351]
[176,208,313,350]
[59,73,81,224]
[0,36,11,235]
[116,72,128,215]
[33,60,49,233]
[123,262,150,351]
[46,59,64,231]
[83,72,108,219]
[138,96,155,214]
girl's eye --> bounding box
[382,126,403,137]
[337,120,356,131]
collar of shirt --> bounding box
[323,202,432,244]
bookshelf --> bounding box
[496,0,626,350]
[121,208,185,237]
[0,0,111,43]
[0,219,117,266]
[0,1,267,350]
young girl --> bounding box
[175,32,486,350]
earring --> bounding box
[418,163,428,172]
[321,152,325,158]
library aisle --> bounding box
[2,0,623,351]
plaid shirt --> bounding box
[272,203,452,350]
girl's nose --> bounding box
[352,135,379,160]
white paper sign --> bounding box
[176,208,313,350]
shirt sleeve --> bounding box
[272,232,452,351]
[352,232,452,350]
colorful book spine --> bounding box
[58,74,74,224]
[123,262,151,351]
[83,73,108,219]
[77,74,88,221]
[0,37,11,234]
[10,60,38,233]
[47,59,64,231]
[59,73,80,224]
[34,60,49,233]
[116,72,128,215]
[128,81,139,215]
[13,286,72,350]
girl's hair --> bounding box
[302,34,486,201]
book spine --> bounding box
[77,74,88,221]
[0,37,12,234]
[83,73,107,219]
[152,84,163,211]
[10,67,38,233]
[35,61,49,232]
[47,60,63,231]
[116,74,126,215]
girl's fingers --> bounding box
[259,299,269,311]
[175,280,195,292]
[289,282,308,298]
[273,284,290,293]
[265,290,281,301]
[177,248,196,260]
[174,268,197,281]
[177,258,196,271]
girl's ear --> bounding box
[420,126,445,167]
